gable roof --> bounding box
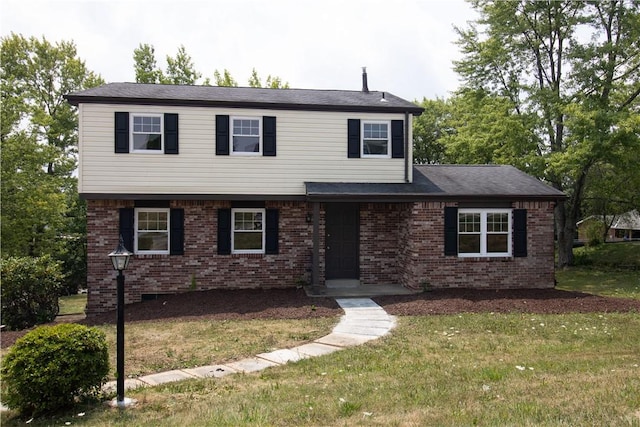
[577,210,640,230]
[306,165,565,201]
[65,82,424,115]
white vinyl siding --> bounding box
[77,104,412,195]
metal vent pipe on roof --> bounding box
[362,67,369,93]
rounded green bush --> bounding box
[0,255,63,330]
[1,323,109,415]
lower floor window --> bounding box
[458,209,511,257]
[135,208,169,254]
[232,208,265,254]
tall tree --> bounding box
[412,97,450,164]
[164,45,201,85]
[133,43,163,84]
[454,0,640,266]
[1,34,102,291]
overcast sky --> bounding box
[2,0,478,101]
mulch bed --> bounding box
[2,287,638,349]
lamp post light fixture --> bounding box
[108,235,133,409]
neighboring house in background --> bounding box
[65,73,565,315]
[576,210,640,242]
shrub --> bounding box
[0,255,63,330]
[584,220,606,247]
[0,323,109,415]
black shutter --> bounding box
[216,115,230,155]
[391,120,404,158]
[115,112,129,153]
[444,207,458,256]
[513,209,527,257]
[217,208,231,255]
[265,209,279,254]
[347,119,361,158]
[119,208,135,251]
[263,116,276,156]
[164,113,179,154]
[170,208,184,255]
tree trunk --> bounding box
[555,201,575,268]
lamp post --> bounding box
[108,236,132,408]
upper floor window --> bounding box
[362,121,390,158]
[135,208,170,254]
[231,208,265,254]
[232,117,261,155]
[458,209,511,257]
[132,114,163,152]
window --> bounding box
[135,208,170,254]
[362,121,390,157]
[232,117,261,154]
[131,114,163,152]
[458,209,511,257]
[232,208,265,254]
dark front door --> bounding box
[325,203,359,280]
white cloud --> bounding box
[1,0,477,101]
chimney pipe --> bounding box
[362,67,369,93]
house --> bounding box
[576,210,640,242]
[65,73,565,315]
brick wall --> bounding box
[86,198,556,314]
[86,200,313,314]
[399,200,556,290]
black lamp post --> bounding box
[108,235,132,408]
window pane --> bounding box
[233,136,260,152]
[363,139,388,155]
[487,234,508,253]
[487,213,509,232]
[459,234,480,253]
[137,232,168,251]
[133,133,161,150]
[234,232,262,250]
[459,213,480,233]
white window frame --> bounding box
[131,113,163,153]
[231,116,262,156]
[231,208,266,254]
[361,120,391,158]
[134,208,170,255]
[458,209,512,257]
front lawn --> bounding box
[4,312,638,426]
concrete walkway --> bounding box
[103,298,395,394]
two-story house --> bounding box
[65,75,564,315]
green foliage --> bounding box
[584,220,606,247]
[0,256,63,330]
[0,323,109,415]
[133,43,163,84]
[451,0,640,267]
[1,33,101,269]
[214,68,238,87]
[412,97,450,164]
[164,45,202,85]
[572,241,640,270]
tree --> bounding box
[248,68,290,89]
[164,45,201,85]
[133,43,163,84]
[453,0,640,266]
[214,68,238,87]
[412,97,450,164]
[1,33,103,291]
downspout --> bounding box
[404,111,410,183]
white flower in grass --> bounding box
[516,365,526,371]
[482,384,491,392]
[339,397,346,403]
[363,412,373,418]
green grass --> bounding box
[556,268,640,299]
[573,241,640,269]
[57,294,87,315]
[556,241,640,300]
[4,312,639,426]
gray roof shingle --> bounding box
[65,82,423,115]
[306,165,565,201]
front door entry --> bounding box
[325,203,359,280]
